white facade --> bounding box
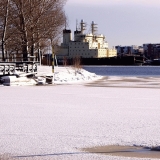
[57,20,117,58]
[108,49,117,57]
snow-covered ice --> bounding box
[1,66,160,160]
[1,84,160,160]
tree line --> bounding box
[0,0,67,61]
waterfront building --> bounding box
[56,20,117,59]
[115,45,144,56]
[143,43,160,59]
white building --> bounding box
[57,20,117,59]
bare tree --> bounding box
[0,0,10,61]
[0,0,67,61]
[72,56,82,76]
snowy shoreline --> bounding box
[39,66,105,84]
[0,66,103,86]
[1,66,160,88]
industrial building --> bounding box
[56,20,117,59]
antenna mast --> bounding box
[80,19,86,34]
[76,19,78,31]
[91,21,98,35]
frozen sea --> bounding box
[1,84,160,160]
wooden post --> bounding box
[52,47,54,73]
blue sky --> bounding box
[65,0,160,48]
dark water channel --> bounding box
[83,66,160,77]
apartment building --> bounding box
[115,45,144,56]
[143,43,160,59]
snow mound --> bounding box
[0,66,103,86]
[37,66,103,84]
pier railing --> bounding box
[0,63,16,75]
[0,61,39,76]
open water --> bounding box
[83,66,160,77]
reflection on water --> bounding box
[83,66,160,76]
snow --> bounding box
[1,66,160,160]
[0,66,103,86]
[2,66,160,88]
[87,76,160,88]
[37,66,103,84]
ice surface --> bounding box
[0,85,160,160]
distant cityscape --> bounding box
[115,44,160,60]
[56,19,160,61]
